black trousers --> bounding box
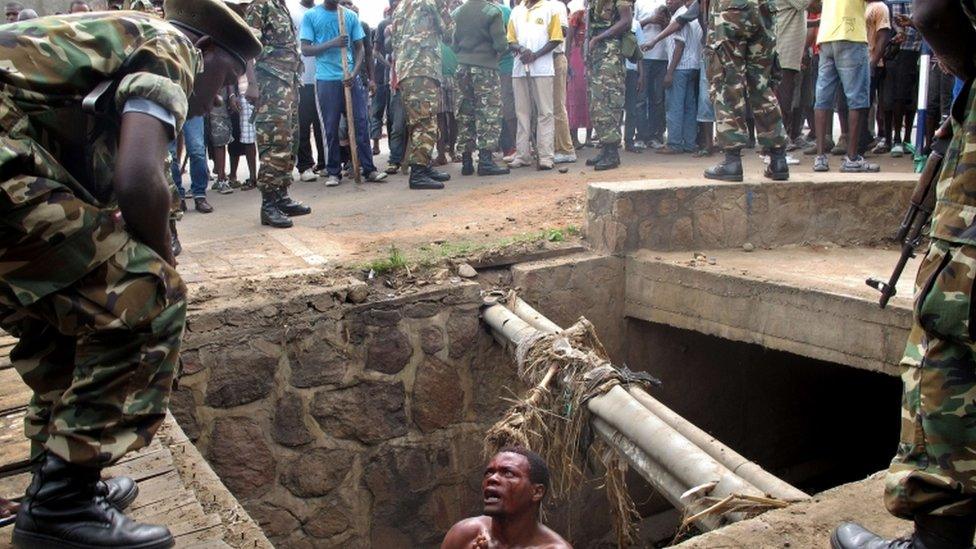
[297,83,326,172]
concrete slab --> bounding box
[586,174,917,255]
[625,246,917,375]
[675,472,911,548]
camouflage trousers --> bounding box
[455,65,502,153]
[586,38,625,146]
[255,70,298,192]
[705,0,787,151]
[885,238,976,519]
[0,187,186,467]
[400,76,441,166]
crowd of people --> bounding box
[7,0,959,235]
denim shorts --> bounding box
[815,40,870,110]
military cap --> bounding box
[163,0,262,68]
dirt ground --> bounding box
[177,146,917,289]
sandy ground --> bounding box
[177,145,918,286]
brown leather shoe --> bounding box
[194,197,213,214]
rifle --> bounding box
[866,137,949,308]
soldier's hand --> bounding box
[245,83,259,103]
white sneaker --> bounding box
[211,178,234,194]
[502,153,518,163]
[324,175,340,187]
[507,158,531,168]
[300,170,318,182]
[649,139,664,149]
[890,143,905,158]
[553,153,577,164]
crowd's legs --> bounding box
[642,58,668,148]
[512,75,555,169]
[317,77,380,185]
[387,88,407,174]
[455,65,509,177]
[370,79,390,156]
[499,72,517,155]
[401,76,448,189]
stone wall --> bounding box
[172,279,618,547]
[586,176,916,255]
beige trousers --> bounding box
[552,53,574,155]
[513,75,555,165]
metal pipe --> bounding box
[628,387,809,501]
[504,296,808,502]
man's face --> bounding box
[5,5,20,22]
[482,453,543,518]
[188,43,245,118]
[665,0,681,12]
[70,3,91,13]
[340,0,359,13]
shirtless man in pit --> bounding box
[442,447,572,549]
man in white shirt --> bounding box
[288,0,327,181]
[506,0,564,169]
[659,0,702,153]
[635,0,669,147]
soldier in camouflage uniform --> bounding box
[0,2,260,547]
[392,0,454,189]
[584,0,632,171]
[451,0,509,177]
[244,0,311,228]
[702,0,789,182]
[831,1,976,547]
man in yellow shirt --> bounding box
[811,0,884,172]
[505,0,564,170]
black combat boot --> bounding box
[704,149,744,182]
[764,147,790,181]
[169,220,181,258]
[276,189,311,217]
[594,145,620,171]
[831,516,976,549]
[98,476,139,511]
[461,152,475,176]
[12,453,174,549]
[409,164,445,190]
[477,149,509,176]
[429,166,451,182]
[585,147,608,166]
[260,190,293,228]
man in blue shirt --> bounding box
[301,0,386,184]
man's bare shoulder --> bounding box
[442,516,492,548]
[538,524,573,549]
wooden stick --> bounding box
[337,7,362,184]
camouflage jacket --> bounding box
[391,0,454,83]
[245,0,302,83]
[589,0,633,32]
[0,13,200,306]
[929,0,976,245]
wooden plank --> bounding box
[0,370,30,415]
[105,449,174,483]
[0,411,29,472]
[170,510,222,538]
[128,471,185,511]
[0,471,29,501]
[180,539,233,549]
[130,490,199,522]
[138,499,208,530]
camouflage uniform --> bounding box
[586,0,629,146]
[884,74,976,520]
[0,13,195,466]
[392,0,454,166]
[704,0,787,150]
[244,0,302,192]
[455,66,502,152]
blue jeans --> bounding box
[316,77,377,177]
[170,115,208,198]
[642,59,668,142]
[665,69,699,152]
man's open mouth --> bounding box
[483,487,502,504]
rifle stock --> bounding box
[866,138,948,308]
